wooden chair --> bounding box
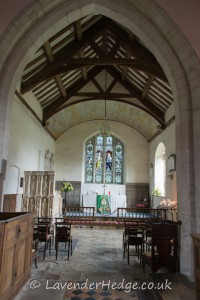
[144,225,152,251]
[37,217,54,245]
[55,221,72,260]
[123,225,144,265]
[122,221,140,247]
[34,223,52,260]
[37,217,53,228]
[142,222,178,272]
[32,238,38,268]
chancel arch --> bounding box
[0,0,199,278]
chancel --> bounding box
[0,1,199,300]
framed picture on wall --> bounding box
[167,154,176,172]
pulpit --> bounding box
[0,212,34,300]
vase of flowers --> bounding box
[60,181,73,209]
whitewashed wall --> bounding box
[55,120,149,193]
[4,95,175,204]
[149,121,177,203]
[3,95,55,195]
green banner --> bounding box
[97,195,111,214]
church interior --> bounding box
[0,1,200,300]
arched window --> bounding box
[85,135,124,184]
[155,143,166,196]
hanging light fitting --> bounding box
[99,69,110,137]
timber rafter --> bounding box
[21,17,166,93]
[20,15,172,131]
[43,65,165,126]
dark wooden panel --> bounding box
[126,183,149,207]
[1,159,7,178]
[56,181,81,208]
[0,223,5,271]
[3,194,17,212]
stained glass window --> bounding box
[85,141,94,183]
[85,135,124,184]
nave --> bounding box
[15,227,194,300]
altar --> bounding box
[82,194,127,214]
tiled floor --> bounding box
[14,227,195,300]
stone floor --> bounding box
[14,227,195,300]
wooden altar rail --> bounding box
[63,206,178,224]
[117,207,178,222]
[64,206,95,221]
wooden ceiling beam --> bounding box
[80,51,88,80]
[154,78,172,94]
[21,16,167,97]
[28,57,159,78]
[122,31,133,81]
[25,25,74,70]
[74,20,88,80]
[108,41,120,57]
[39,90,59,104]
[55,76,67,97]
[43,41,54,62]
[88,40,105,58]
[36,86,58,101]
[43,41,67,97]
[21,18,106,94]
[74,20,82,41]
[148,90,169,108]
[92,78,104,93]
[105,17,155,61]
[106,66,165,125]
[148,94,167,111]
[149,84,173,104]
[75,92,134,98]
[43,66,104,122]
[63,57,149,66]
[122,49,131,81]
[33,80,56,95]
[103,29,108,54]
[104,18,167,82]
[142,75,154,99]
[24,58,161,95]
[106,78,117,93]
[42,66,165,125]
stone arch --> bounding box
[0,0,199,277]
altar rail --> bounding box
[63,206,178,224]
[117,207,178,222]
[64,206,95,221]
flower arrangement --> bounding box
[158,198,177,208]
[152,187,162,196]
[61,181,73,193]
